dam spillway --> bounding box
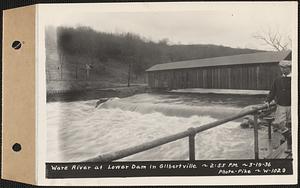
[47,93,268,162]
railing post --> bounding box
[264,117,273,140]
[285,122,292,151]
[253,113,259,159]
[188,128,196,161]
[268,122,272,140]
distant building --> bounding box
[146,51,291,90]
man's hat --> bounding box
[279,60,292,67]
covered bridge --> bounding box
[146,51,291,90]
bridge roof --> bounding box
[146,50,291,72]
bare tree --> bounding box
[253,28,291,51]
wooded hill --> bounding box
[45,26,263,86]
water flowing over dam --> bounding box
[47,93,268,162]
[98,94,243,119]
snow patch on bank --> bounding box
[171,88,269,95]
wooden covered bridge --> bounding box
[146,51,291,90]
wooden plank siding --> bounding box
[147,63,281,90]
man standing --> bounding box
[85,64,92,80]
[265,60,291,152]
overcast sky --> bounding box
[40,2,297,51]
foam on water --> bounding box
[99,98,241,119]
[46,94,266,162]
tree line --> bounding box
[49,26,262,84]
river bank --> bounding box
[47,85,149,102]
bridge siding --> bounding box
[147,63,281,90]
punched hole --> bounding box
[12,40,22,50]
[12,143,22,152]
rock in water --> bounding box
[95,98,109,108]
[240,117,253,128]
[239,104,264,129]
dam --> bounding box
[46,92,274,162]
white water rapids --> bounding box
[47,93,268,162]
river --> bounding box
[47,93,269,162]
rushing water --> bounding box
[47,93,268,162]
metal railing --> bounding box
[84,103,276,162]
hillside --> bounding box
[45,26,263,91]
